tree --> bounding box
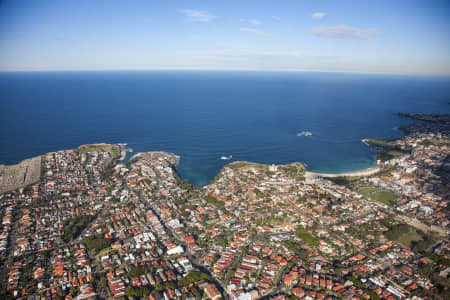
[178,271,210,286]
[84,234,112,252]
[126,287,151,297]
[62,215,94,242]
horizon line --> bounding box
[0,67,449,78]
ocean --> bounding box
[1,70,449,186]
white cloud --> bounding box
[312,12,327,19]
[180,9,216,22]
[240,27,273,37]
[311,25,375,40]
[240,18,261,25]
[272,16,280,21]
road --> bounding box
[137,189,231,299]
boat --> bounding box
[220,155,233,160]
[297,131,312,137]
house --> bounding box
[200,283,221,300]
[292,287,305,298]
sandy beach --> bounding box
[305,166,380,181]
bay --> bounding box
[1,70,449,186]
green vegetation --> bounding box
[267,215,285,225]
[417,259,450,299]
[205,194,225,207]
[155,282,176,291]
[425,253,450,267]
[385,223,422,248]
[384,223,436,251]
[22,184,34,195]
[411,234,439,253]
[419,139,434,147]
[129,266,152,277]
[69,287,80,297]
[279,163,305,180]
[101,157,119,181]
[418,138,450,147]
[254,188,264,197]
[295,226,319,247]
[227,161,269,171]
[125,276,182,293]
[126,287,151,297]
[98,247,111,255]
[372,166,396,177]
[358,187,399,204]
[76,144,120,159]
[327,176,361,186]
[62,215,94,243]
[84,234,112,253]
[126,156,140,166]
[227,161,305,180]
[283,241,309,258]
[366,139,394,147]
[366,139,409,161]
[178,271,210,286]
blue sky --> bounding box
[0,0,449,75]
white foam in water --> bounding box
[297,131,312,137]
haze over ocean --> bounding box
[1,70,449,186]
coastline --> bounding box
[3,111,445,188]
[303,112,449,181]
[305,166,380,181]
[303,139,380,180]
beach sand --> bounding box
[305,167,380,182]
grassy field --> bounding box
[98,247,111,255]
[227,161,269,171]
[296,227,319,247]
[387,226,422,248]
[278,163,305,180]
[227,161,305,180]
[327,175,361,186]
[76,144,120,158]
[385,223,436,250]
[358,187,399,204]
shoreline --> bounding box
[305,166,380,180]
[0,143,384,189]
[1,111,427,188]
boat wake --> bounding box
[297,131,312,137]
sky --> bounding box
[0,0,449,75]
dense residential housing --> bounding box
[0,115,449,299]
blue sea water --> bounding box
[1,71,449,186]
